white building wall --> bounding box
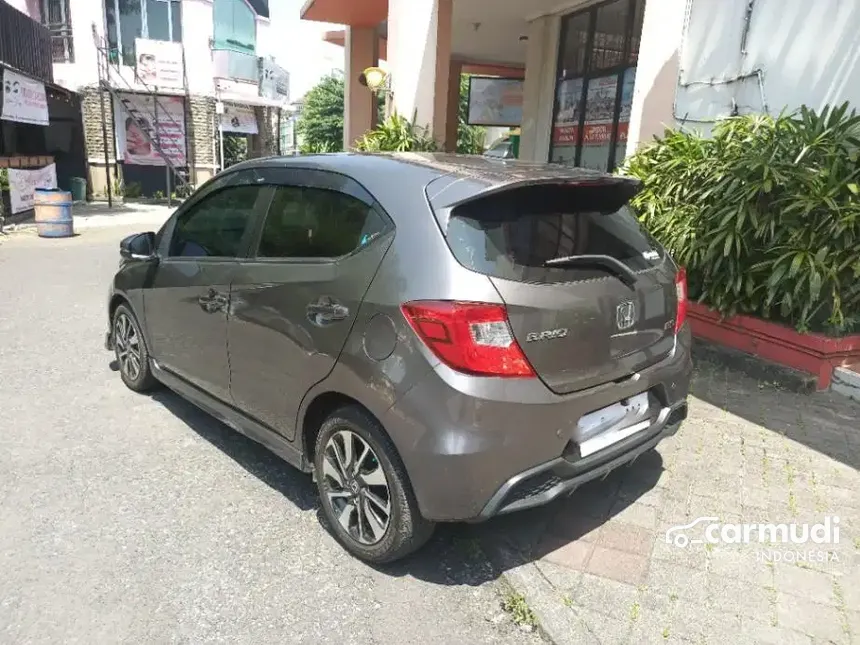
[183,0,216,95]
[677,0,860,124]
[630,0,860,154]
[51,0,107,89]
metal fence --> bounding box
[0,1,54,82]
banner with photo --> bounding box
[220,104,258,134]
[467,77,524,127]
[1,68,49,126]
[115,94,186,167]
[8,164,58,214]
[135,39,184,89]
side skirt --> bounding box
[151,360,310,473]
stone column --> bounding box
[344,26,379,150]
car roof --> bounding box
[228,152,639,223]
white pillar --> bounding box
[387,0,452,146]
[626,0,687,157]
[344,26,379,150]
[519,15,562,162]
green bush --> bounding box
[623,104,860,335]
[354,112,438,152]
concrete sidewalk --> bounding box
[477,359,860,645]
[1,202,174,236]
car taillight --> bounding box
[675,267,688,333]
[400,301,536,378]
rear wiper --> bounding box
[543,254,638,288]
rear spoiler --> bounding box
[427,175,643,225]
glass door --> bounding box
[549,0,645,172]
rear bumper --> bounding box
[382,326,694,522]
[478,402,687,518]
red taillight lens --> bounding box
[400,301,536,378]
[675,267,688,333]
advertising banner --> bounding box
[220,104,258,134]
[551,78,584,146]
[134,38,184,89]
[8,164,58,214]
[467,77,524,127]
[1,68,49,126]
[116,94,186,167]
[259,57,290,102]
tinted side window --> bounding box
[257,186,387,259]
[168,185,264,258]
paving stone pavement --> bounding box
[477,359,860,645]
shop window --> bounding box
[590,0,629,72]
[213,0,256,54]
[550,0,645,173]
[557,13,590,79]
[103,0,182,67]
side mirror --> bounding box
[120,232,157,260]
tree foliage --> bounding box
[623,104,860,335]
[297,75,345,153]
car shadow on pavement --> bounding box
[691,358,860,470]
[150,389,318,512]
[147,387,665,588]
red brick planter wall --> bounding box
[687,301,860,390]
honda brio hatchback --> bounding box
[106,153,692,563]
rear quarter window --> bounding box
[445,183,662,284]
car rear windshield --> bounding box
[445,183,662,284]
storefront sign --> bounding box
[220,104,258,134]
[259,57,290,102]
[467,77,524,127]
[1,69,49,126]
[116,94,186,167]
[7,163,57,214]
[135,39,184,89]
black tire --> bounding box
[314,405,435,564]
[112,303,159,393]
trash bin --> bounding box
[34,188,74,238]
[70,176,87,202]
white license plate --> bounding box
[577,393,651,458]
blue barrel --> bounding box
[34,188,74,238]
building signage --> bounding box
[467,77,524,127]
[116,94,187,167]
[1,68,49,126]
[7,163,57,214]
[220,104,258,134]
[134,38,184,89]
[259,57,290,102]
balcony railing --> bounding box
[213,49,258,83]
[0,1,54,83]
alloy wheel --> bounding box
[114,312,142,381]
[321,430,392,545]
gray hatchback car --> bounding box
[106,153,692,563]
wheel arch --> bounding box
[301,391,375,465]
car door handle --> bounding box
[198,289,228,313]
[307,297,349,325]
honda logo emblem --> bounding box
[616,301,637,330]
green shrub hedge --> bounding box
[622,104,860,335]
